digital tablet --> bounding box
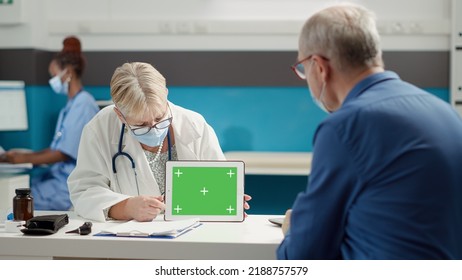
[165,161,245,222]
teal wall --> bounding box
[169,86,329,152]
[0,86,449,152]
[1,86,331,152]
[0,86,450,214]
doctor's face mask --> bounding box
[117,105,173,147]
[129,126,169,147]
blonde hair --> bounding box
[299,3,383,73]
[110,62,168,120]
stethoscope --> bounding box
[111,123,172,195]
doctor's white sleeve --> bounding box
[67,124,130,222]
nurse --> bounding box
[0,36,99,210]
[68,62,250,222]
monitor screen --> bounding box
[0,81,28,131]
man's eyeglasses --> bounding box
[120,105,173,136]
[290,55,313,80]
[290,55,329,80]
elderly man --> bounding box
[277,3,462,259]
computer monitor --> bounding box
[0,81,28,131]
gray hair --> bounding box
[299,3,383,72]
[110,62,168,120]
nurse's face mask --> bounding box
[118,105,173,147]
[49,69,69,95]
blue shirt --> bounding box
[277,71,462,259]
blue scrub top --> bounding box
[32,90,99,210]
[50,90,99,169]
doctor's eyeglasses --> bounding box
[120,105,173,136]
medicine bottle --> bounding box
[13,188,34,221]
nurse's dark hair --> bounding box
[53,36,86,78]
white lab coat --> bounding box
[68,102,225,222]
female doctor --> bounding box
[68,62,250,222]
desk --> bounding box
[224,152,312,176]
[0,212,284,260]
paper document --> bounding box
[99,218,201,238]
[0,162,33,174]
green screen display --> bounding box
[171,167,238,215]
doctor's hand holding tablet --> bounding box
[68,62,251,222]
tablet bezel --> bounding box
[164,160,245,222]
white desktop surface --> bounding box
[0,212,284,260]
